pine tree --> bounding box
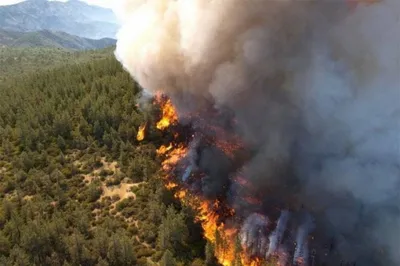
[20,151,34,172]
[157,207,189,255]
[67,232,85,266]
[7,245,30,266]
[57,135,66,151]
[160,250,177,266]
[93,121,104,141]
[93,229,109,259]
[106,234,136,266]
[0,231,10,257]
[191,258,206,266]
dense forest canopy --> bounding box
[0,47,113,82]
[0,48,221,266]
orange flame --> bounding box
[155,94,178,130]
[159,144,262,266]
[136,123,146,141]
[197,201,219,241]
[151,94,267,266]
[175,190,186,199]
[156,143,173,155]
[165,182,178,189]
[161,144,188,171]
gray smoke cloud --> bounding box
[114,0,400,265]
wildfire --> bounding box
[156,143,173,155]
[155,93,178,130]
[197,201,220,241]
[156,145,240,264]
[136,123,146,141]
[165,182,178,189]
[160,144,187,171]
[140,93,266,266]
[175,190,186,199]
[191,200,239,266]
[215,139,243,159]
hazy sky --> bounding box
[0,0,114,8]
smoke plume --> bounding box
[114,0,400,265]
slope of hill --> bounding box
[0,29,116,49]
[0,0,118,39]
[0,48,208,266]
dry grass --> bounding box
[101,183,136,201]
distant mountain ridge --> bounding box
[0,0,118,39]
[0,29,116,50]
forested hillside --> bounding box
[0,29,116,50]
[0,46,112,81]
[0,49,214,266]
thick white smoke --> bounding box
[114,0,400,264]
